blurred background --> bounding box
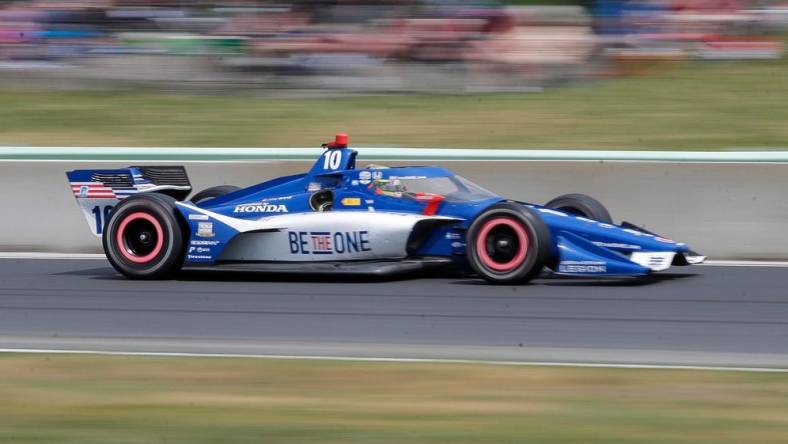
[1,0,785,92]
[0,0,786,147]
[1,4,788,443]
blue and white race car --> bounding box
[66,134,705,283]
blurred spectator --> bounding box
[0,0,782,91]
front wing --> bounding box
[553,230,706,276]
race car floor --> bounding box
[0,258,786,368]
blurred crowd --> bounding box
[0,0,785,92]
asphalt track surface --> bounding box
[1,258,787,368]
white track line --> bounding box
[2,252,788,267]
[0,348,785,373]
[702,260,788,267]
[0,252,104,259]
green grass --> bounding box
[0,354,787,443]
[0,58,786,149]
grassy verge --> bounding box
[0,59,786,149]
[0,354,786,443]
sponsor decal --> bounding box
[188,246,211,254]
[371,171,383,180]
[389,175,427,180]
[190,240,220,246]
[188,214,209,221]
[307,182,322,192]
[351,180,359,186]
[558,261,607,273]
[187,254,212,260]
[233,203,288,213]
[70,182,117,199]
[445,232,462,240]
[197,222,214,238]
[341,197,361,206]
[654,236,676,244]
[288,230,372,255]
[267,195,293,202]
[592,241,641,250]
[365,199,375,204]
[358,171,372,185]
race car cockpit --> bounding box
[368,175,497,203]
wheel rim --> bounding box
[116,212,165,264]
[475,217,529,272]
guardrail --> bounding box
[1,147,787,259]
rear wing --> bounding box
[66,166,191,237]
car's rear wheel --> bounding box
[103,193,186,279]
[466,202,551,284]
[545,193,612,224]
[190,185,241,205]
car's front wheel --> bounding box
[103,193,186,279]
[466,202,552,284]
[545,193,612,224]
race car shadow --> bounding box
[538,272,697,287]
[454,272,697,287]
[59,265,696,286]
[55,261,439,282]
[174,269,430,284]
[58,264,451,283]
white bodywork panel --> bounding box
[177,203,460,262]
[684,253,707,265]
[629,252,676,271]
[75,198,118,237]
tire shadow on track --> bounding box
[56,266,122,279]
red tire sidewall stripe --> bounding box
[475,217,529,272]
[115,212,165,264]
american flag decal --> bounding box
[70,182,138,199]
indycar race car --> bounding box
[66,134,706,283]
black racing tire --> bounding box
[545,193,613,224]
[102,193,186,279]
[466,202,552,284]
[190,185,241,204]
